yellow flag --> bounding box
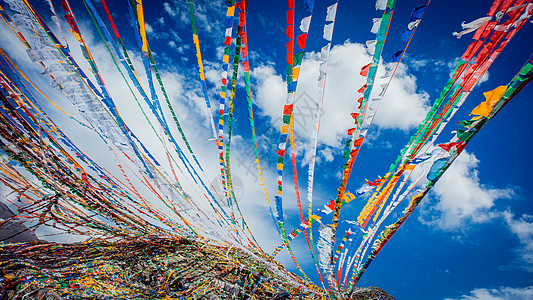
[470,85,507,117]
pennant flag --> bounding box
[287,9,294,24]
[323,23,334,41]
[470,85,507,117]
[453,16,491,38]
[300,16,311,33]
[360,63,371,76]
[326,3,338,22]
[303,0,314,13]
[375,0,387,11]
[400,28,414,41]
[366,40,377,55]
[286,24,294,38]
[297,33,308,50]
[392,50,403,62]
[371,18,382,34]
[408,5,426,26]
[320,44,330,59]
[408,19,421,30]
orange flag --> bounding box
[470,85,507,117]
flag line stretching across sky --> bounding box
[0,0,531,298]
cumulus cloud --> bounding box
[478,70,490,85]
[251,64,288,125]
[252,41,430,149]
[319,147,334,163]
[445,286,533,300]
[418,151,513,230]
[163,2,176,17]
[373,64,430,130]
[59,18,288,251]
[164,0,224,35]
[144,22,153,34]
[503,211,533,272]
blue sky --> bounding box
[1,0,533,299]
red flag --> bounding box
[357,84,367,94]
[366,179,382,186]
[438,142,458,152]
[461,40,483,61]
[287,10,294,24]
[360,63,371,76]
[326,200,336,211]
[488,0,501,15]
[438,141,466,153]
[286,52,293,64]
[347,127,357,135]
[288,0,295,9]
[286,40,293,52]
[354,136,365,148]
[283,104,293,115]
[286,25,294,39]
[357,97,363,109]
[60,0,69,11]
[82,173,104,191]
[456,142,466,154]
[64,14,80,35]
[297,33,308,50]
[350,148,361,157]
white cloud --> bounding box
[373,64,430,130]
[503,211,533,272]
[169,0,224,35]
[163,2,176,17]
[251,63,288,123]
[418,151,513,230]
[252,41,430,148]
[445,286,533,300]
[145,22,153,34]
[478,70,490,85]
[319,147,334,163]
[63,19,291,252]
[410,58,428,70]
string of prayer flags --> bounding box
[349,54,533,289]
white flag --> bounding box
[323,23,334,41]
[366,40,377,55]
[320,43,331,60]
[375,0,387,11]
[326,3,338,22]
[300,16,312,33]
[371,18,382,34]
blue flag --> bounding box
[400,29,414,41]
[410,5,427,22]
[392,50,403,62]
